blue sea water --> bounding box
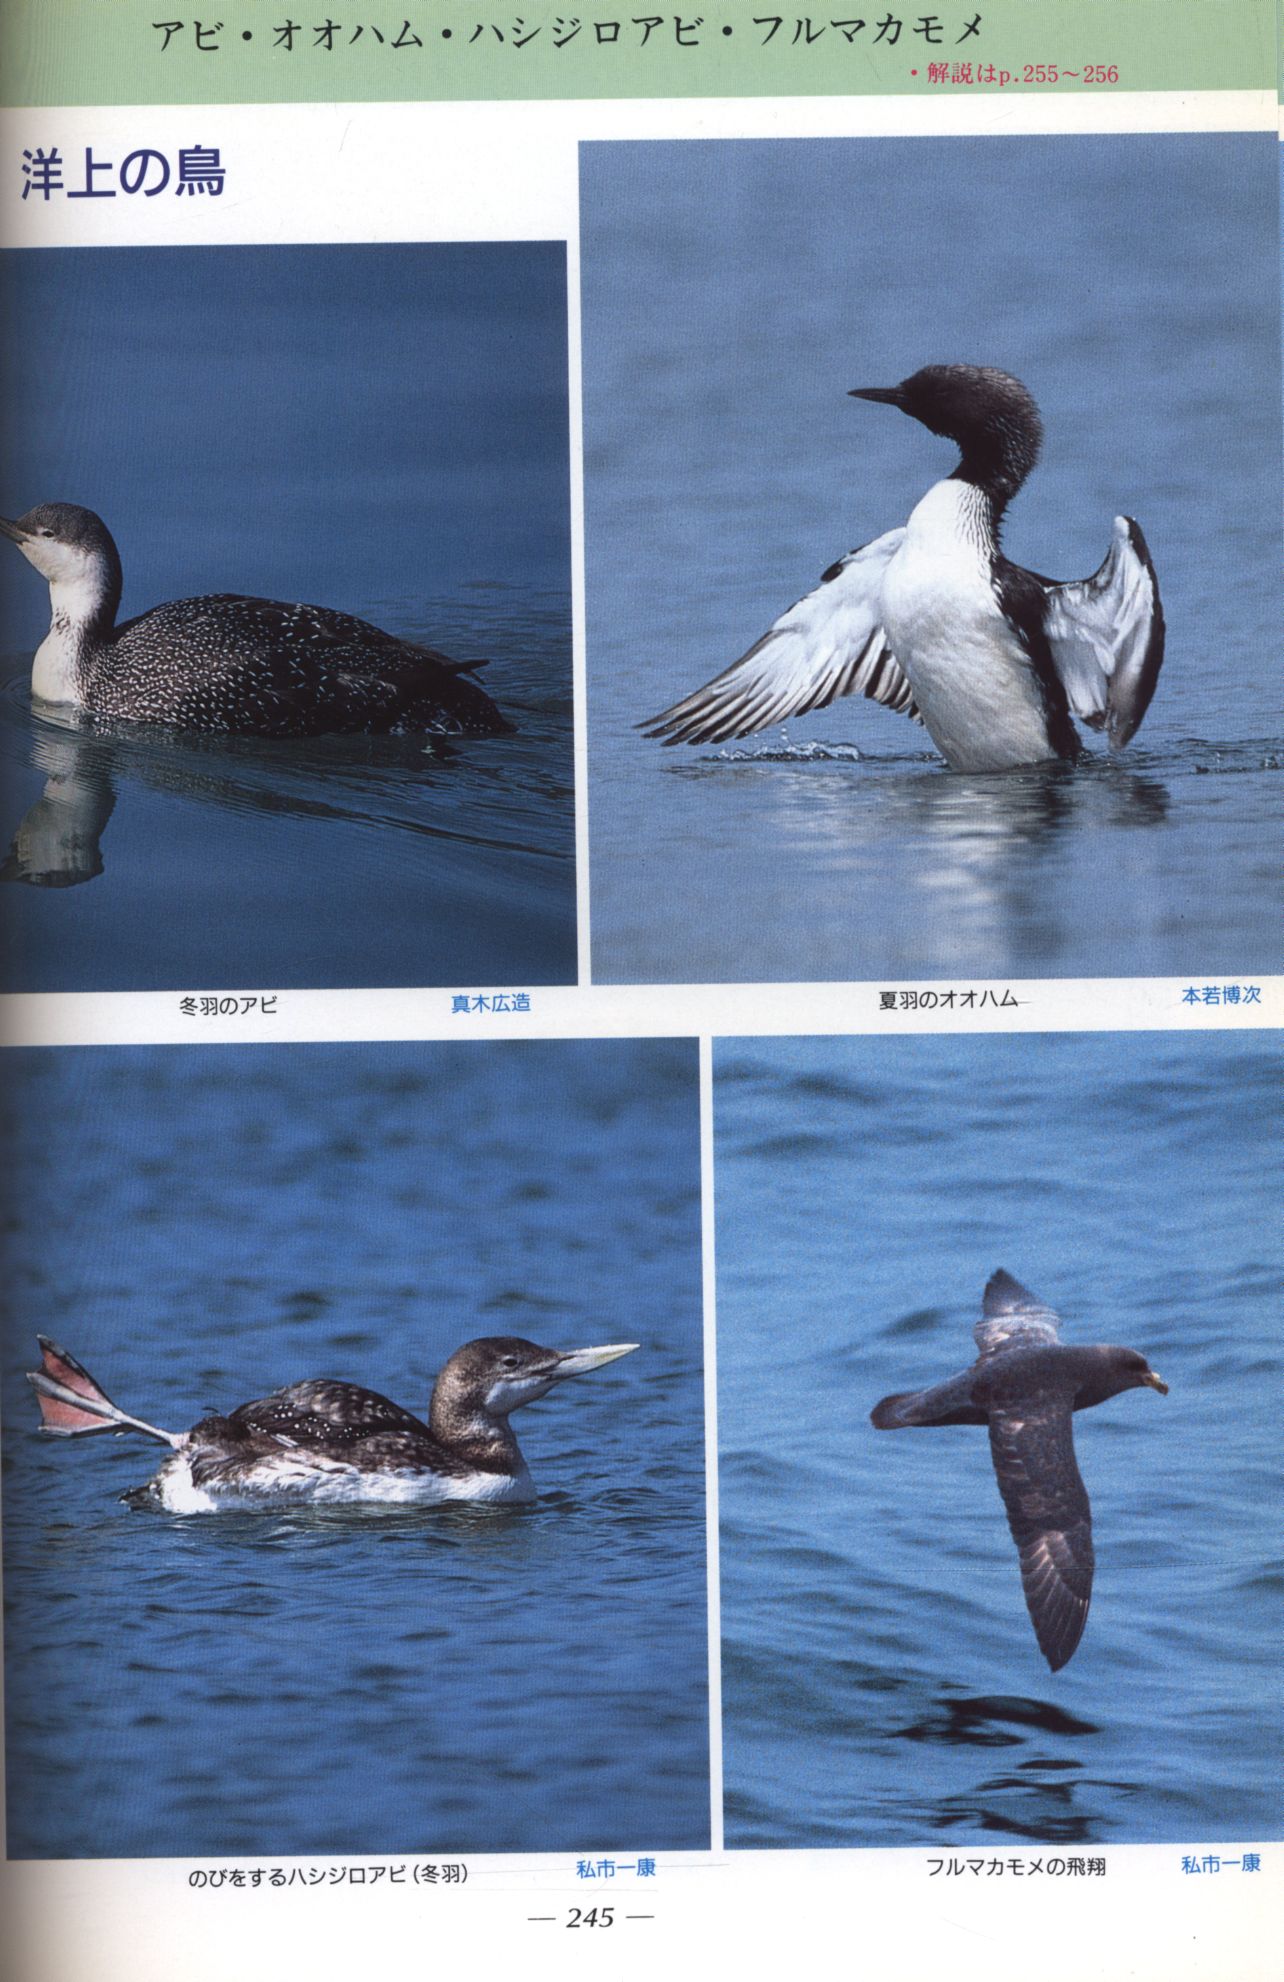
[0,245,575,991]
[714,1031,1282,1848]
[0,1039,708,1858]
[582,135,1283,983]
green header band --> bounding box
[1,0,1273,108]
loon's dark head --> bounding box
[430,1335,638,1437]
[850,364,1043,504]
[0,503,123,620]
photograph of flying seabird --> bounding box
[581,133,1282,982]
[0,242,575,991]
[1,1038,708,1859]
[871,1269,1167,1672]
[713,1030,1280,1849]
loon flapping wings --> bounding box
[643,366,1164,774]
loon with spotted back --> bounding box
[27,1334,637,1511]
[643,365,1164,773]
[1,503,511,737]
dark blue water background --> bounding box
[0,245,575,990]
[714,1031,1281,1847]
[582,135,1283,982]
[1,1039,708,1857]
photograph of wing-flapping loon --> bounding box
[28,1333,637,1511]
[871,1269,1167,1670]
[643,365,1164,773]
[0,503,512,738]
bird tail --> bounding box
[27,1336,180,1447]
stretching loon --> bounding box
[28,1334,637,1512]
[872,1270,1167,1671]
[0,503,511,737]
[643,365,1164,773]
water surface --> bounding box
[0,244,575,990]
[2,1040,708,1857]
[715,1031,1281,1847]
[582,136,1282,982]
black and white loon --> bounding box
[872,1270,1167,1671]
[28,1334,637,1512]
[0,503,511,737]
[643,365,1164,773]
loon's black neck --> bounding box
[947,426,1037,514]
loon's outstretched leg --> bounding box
[27,1336,181,1447]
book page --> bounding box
[0,3,1279,1977]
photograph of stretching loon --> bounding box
[2,1037,708,1860]
[643,364,1164,774]
[28,1332,637,1511]
[581,132,1282,984]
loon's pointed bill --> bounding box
[871,1270,1167,1671]
[642,364,1164,773]
[28,1332,639,1513]
[1,501,512,739]
[550,1342,640,1376]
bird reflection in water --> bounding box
[666,741,1170,975]
[2,724,116,888]
[2,712,466,890]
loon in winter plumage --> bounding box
[643,366,1165,774]
[1,503,511,737]
[28,1334,637,1512]
[871,1270,1168,1671]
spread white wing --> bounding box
[1040,516,1164,749]
[640,528,921,746]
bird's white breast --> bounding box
[879,481,1055,772]
[151,1448,535,1512]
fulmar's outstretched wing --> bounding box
[987,1390,1094,1672]
[1038,516,1164,750]
[641,528,921,746]
[973,1271,1094,1668]
[973,1268,1063,1357]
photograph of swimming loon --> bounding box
[1,1038,709,1858]
[713,1031,1281,1851]
[28,1332,639,1513]
[0,241,576,991]
[581,133,1283,984]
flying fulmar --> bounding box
[871,1270,1168,1671]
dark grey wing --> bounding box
[1039,517,1164,749]
[871,1365,987,1429]
[988,1396,1094,1671]
[641,528,921,746]
[973,1270,1064,1358]
[229,1379,426,1444]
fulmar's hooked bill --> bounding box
[871,1270,1168,1671]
